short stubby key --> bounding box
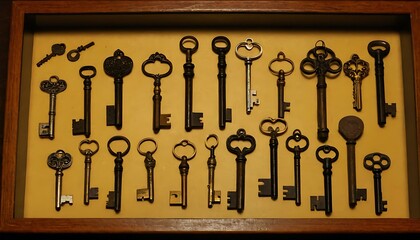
[67,41,95,62]
[79,139,100,205]
[205,134,221,208]
[136,138,157,203]
[37,43,66,67]
[343,54,369,111]
[47,149,72,211]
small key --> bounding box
[338,115,367,208]
[205,134,221,208]
[343,54,369,111]
[236,38,263,114]
[67,41,95,62]
[364,152,391,215]
[136,138,157,203]
[47,149,73,211]
[79,139,99,205]
[36,43,66,67]
[39,76,67,140]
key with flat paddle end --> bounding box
[343,54,369,111]
[136,138,157,203]
[47,149,73,211]
[37,43,66,67]
[206,134,221,208]
[79,139,100,205]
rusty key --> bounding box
[136,138,157,203]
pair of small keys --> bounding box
[37,42,94,67]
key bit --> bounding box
[37,43,66,67]
[136,138,157,203]
[47,149,72,211]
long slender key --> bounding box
[79,139,100,205]
[212,36,232,129]
[338,115,367,208]
[39,76,67,140]
[47,149,72,211]
[106,136,130,213]
[180,36,203,131]
[142,52,172,133]
[236,38,263,114]
[136,138,157,203]
[258,118,288,200]
[300,40,342,142]
[343,54,369,111]
[104,49,133,130]
[364,152,391,215]
[226,129,256,213]
[37,43,66,67]
[283,129,309,206]
[72,66,96,138]
[368,40,396,126]
[67,41,95,62]
[205,134,221,208]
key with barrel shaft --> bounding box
[136,138,157,203]
[37,43,66,67]
[79,139,100,205]
[206,134,221,208]
[343,54,369,111]
[47,149,73,211]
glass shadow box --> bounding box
[2,0,420,234]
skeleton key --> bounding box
[67,41,95,62]
[283,129,309,206]
[268,51,294,118]
[368,40,396,126]
[226,129,256,213]
[258,118,288,200]
[79,139,99,205]
[37,43,66,67]
[39,76,67,139]
[180,36,203,131]
[343,54,369,111]
[72,66,96,138]
[364,152,391,215]
[170,140,196,209]
[300,40,342,142]
[104,49,133,129]
[136,138,157,203]
[206,134,221,208]
[310,145,339,215]
[47,149,72,211]
[338,115,367,208]
[142,52,172,133]
[106,136,130,213]
[212,36,232,129]
[236,38,263,114]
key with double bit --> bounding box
[364,152,391,215]
[67,41,95,62]
[136,138,157,203]
[226,128,256,213]
[258,118,288,200]
[236,38,263,114]
[300,40,342,142]
[79,139,100,205]
[343,54,369,111]
[39,76,67,139]
[47,149,73,211]
[338,115,367,208]
[205,134,221,208]
[37,43,66,67]
[104,49,133,130]
[106,136,130,213]
[72,66,96,138]
[142,52,172,133]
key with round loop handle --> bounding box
[205,134,221,208]
[47,149,72,211]
[37,43,66,67]
[343,54,369,111]
[136,138,157,203]
[67,41,95,62]
[79,139,99,205]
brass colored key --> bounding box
[343,54,369,111]
[136,138,157,203]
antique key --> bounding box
[258,118,288,200]
[226,129,256,212]
[104,49,133,129]
[39,75,67,139]
[47,149,73,211]
[268,51,294,118]
[368,40,396,126]
[212,36,232,129]
[236,38,263,114]
[37,43,66,67]
[79,139,99,205]
[67,41,95,62]
[300,40,342,142]
[181,36,204,131]
[206,134,221,208]
[310,145,339,215]
[338,115,367,208]
[141,52,172,133]
[170,139,196,209]
[283,129,309,206]
[106,136,130,213]
[343,54,369,111]
[72,66,96,138]
[364,152,391,215]
[136,138,157,203]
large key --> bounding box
[300,40,342,142]
[104,49,133,129]
[136,138,157,203]
[79,139,99,205]
[37,43,66,67]
[47,149,72,211]
[142,52,172,133]
[338,115,367,208]
[39,75,67,139]
[205,134,221,208]
[343,54,369,111]
[72,66,96,138]
[226,129,256,213]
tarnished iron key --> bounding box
[258,118,288,200]
[106,136,130,213]
[67,41,95,62]
[226,129,256,213]
[338,115,367,208]
[364,152,391,215]
[72,66,96,138]
[104,49,133,130]
[300,40,342,142]
[47,149,72,211]
[142,52,172,133]
[37,43,66,67]
[39,76,67,139]
[79,139,100,205]
[368,40,396,126]
[180,36,203,131]
[205,134,221,208]
[343,54,369,111]
[236,38,263,114]
[136,138,157,203]
[283,129,309,206]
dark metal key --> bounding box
[206,134,221,208]
[47,149,72,211]
[67,41,95,62]
[136,138,157,203]
[37,43,66,67]
[79,139,99,205]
